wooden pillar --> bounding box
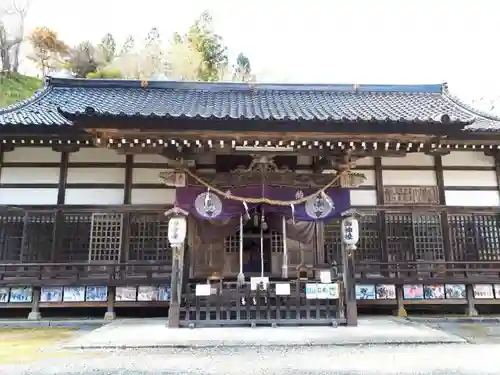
[342,244,357,326]
[27,286,41,320]
[434,156,452,261]
[168,244,185,328]
[374,157,388,263]
[51,149,70,262]
[105,286,116,320]
[465,284,478,316]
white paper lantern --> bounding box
[341,217,359,245]
[168,216,187,247]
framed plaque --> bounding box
[137,286,160,301]
[41,287,63,302]
[473,284,494,299]
[9,287,32,303]
[115,286,137,301]
[375,284,396,299]
[63,286,85,302]
[86,286,108,302]
[356,285,376,300]
[424,285,445,299]
[158,285,171,301]
[403,284,424,300]
[494,284,500,299]
[0,287,9,303]
[445,284,466,299]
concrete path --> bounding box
[63,317,466,349]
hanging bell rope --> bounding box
[237,214,245,285]
[181,167,349,206]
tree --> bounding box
[175,11,228,81]
[120,35,135,55]
[232,53,253,82]
[97,32,116,65]
[0,0,30,73]
[27,26,69,76]
[166,37,203,81]
[111,27,167,79]
[142,26,165,77]
[68,41,99,78]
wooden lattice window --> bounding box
[129,213,171,263]
[271,231,283,253]
[88,213,123,262]
[324,214,382,264]
[356,214,381,262]
[21,212,56,262]
[386,213,444,262]
[448,214,500,261]
[324,221,342,264]
[0,213,24,262]
[224,232,240,254]
[58,213,92,262]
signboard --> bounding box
[305,283,339,299]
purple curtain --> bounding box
[177,186,350,222]
[177,186,349,243]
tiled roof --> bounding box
[0,77,494,129]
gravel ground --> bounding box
[423,321,500,344]
[0,344,499,375]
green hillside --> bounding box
[0,74,42,108]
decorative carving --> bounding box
[384,186,439,205]
[159,155,366,189]
[181,171,365,189]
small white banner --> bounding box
[250,277,269,291]
[195,284,211,296]
[305,283,339,300]
[275,283,291,296]
[319,270,332,284]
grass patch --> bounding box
[0,73,42,108]
[0,328,78,364]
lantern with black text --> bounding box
[168,216,187,247]
[341,217,359,246]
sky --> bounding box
[19,0,500,111]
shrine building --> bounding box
[0,76,499,326]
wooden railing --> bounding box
[0,261,172,286]
[180,280,343,327]
[1,259,499,286]
[356,260,500,284]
